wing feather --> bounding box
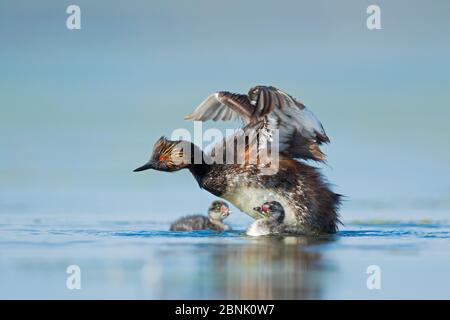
[251,86,330,161]
[185,92,254,123]
[186,86,330,163]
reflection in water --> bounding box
[154,235,333,299]
[2,222,449,299]
[212,236,330,299]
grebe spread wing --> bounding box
[184,85,329,162]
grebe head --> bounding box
[133,136,198,172]
[208,200,231,221]
[253,201,284,223]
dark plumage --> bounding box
[135,137,341,234]
[169,200,231,231]
[134,85,341,235]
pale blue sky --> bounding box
[1,0,449,218]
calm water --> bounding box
[1,208,449,299]
[1,0,450,300]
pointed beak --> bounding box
[133,161,153,172]
[253,206,262,213]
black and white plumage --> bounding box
[246,201,286,237]
[185,86,329,162]
[134,86,341,234]
[246,201,316,236]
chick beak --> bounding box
[253,206,262,213]
[221,205,230,217]
[133,161,153,172]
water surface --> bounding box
[1,0,450,300]
[1,211,449,299]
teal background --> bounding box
[1,0,450,217]
[1,1,449,299]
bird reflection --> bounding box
[210,235,331,299]
[148,233,333,299]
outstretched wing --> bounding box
[251,86,330,161]
[185,92,254,123]
[252,86,329,143]
[186,86,330,162]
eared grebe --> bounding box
[169,200,231,231]
[246,201,285,236]
[134,86,341,234]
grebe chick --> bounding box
[169,201,231,231]
[246,201,285,237]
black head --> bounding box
[253,201,284,223]
[208,200,231,221]
[133,136,194,173]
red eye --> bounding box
[159,155,167,161]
